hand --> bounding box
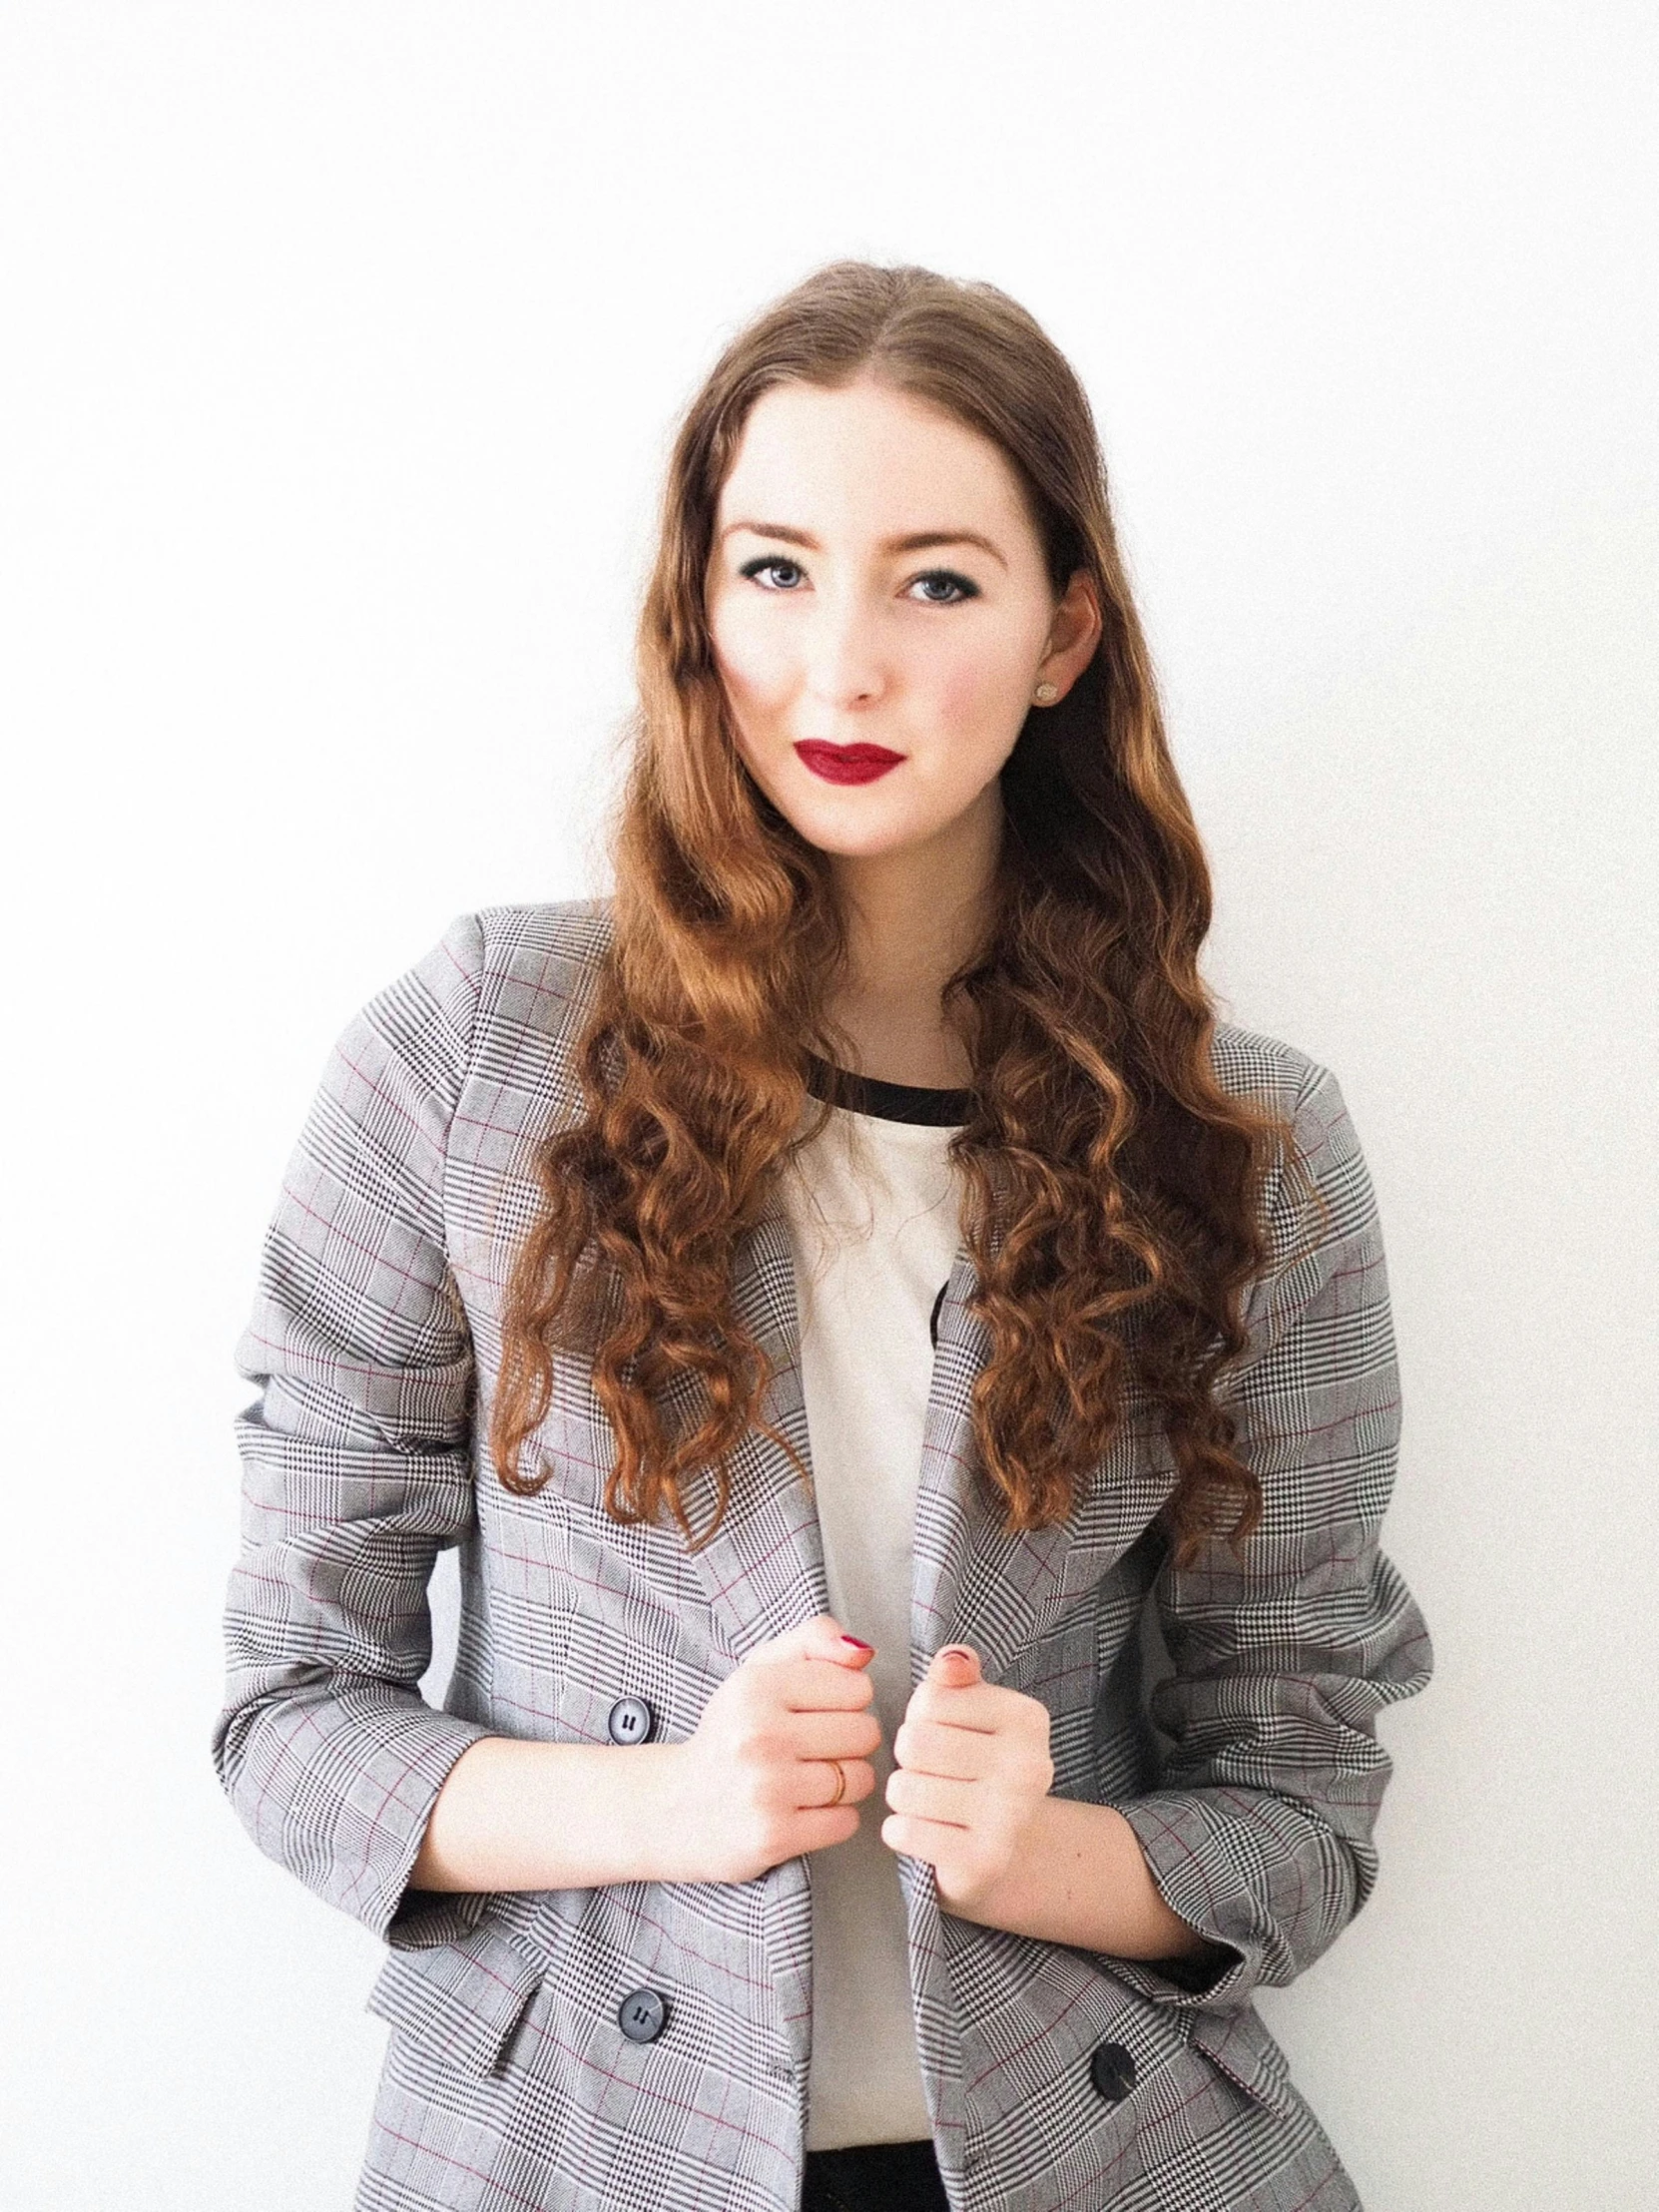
[670,1614,883,1885]
[879,1643,1055,1916]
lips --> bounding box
[794,741,905,786]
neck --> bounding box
[824,786,1002,1088]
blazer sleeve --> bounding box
[210,912,498,1951]
[1109,1057,1433,2016]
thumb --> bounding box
[929,1642,982,1688]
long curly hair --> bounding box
[489,259,1303,1570]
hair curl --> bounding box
[489,259,1305,1570]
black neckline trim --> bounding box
[804,1050,974,1127]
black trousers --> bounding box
[801,2137,950,2212]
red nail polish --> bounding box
[840,1635,873,1650]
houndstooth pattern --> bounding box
[212,899,1432,2212]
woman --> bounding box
[214,260,1431,2212]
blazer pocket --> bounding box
[365,1917,545,2077]
[1188,2002,1301,2125]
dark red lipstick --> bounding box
[794,741,905,785]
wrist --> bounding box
[555,1739,693,1887]
[621,1741,702,1883]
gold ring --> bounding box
[825,1759,847,1806]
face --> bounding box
[705,375,1100,865]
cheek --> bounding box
[709,597,794,711]
[926,630,1033,749]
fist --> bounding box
[671,1614,884,1884]
[880,1642,1054,1914]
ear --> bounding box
[1033,569,1103,703]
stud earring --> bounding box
[1032,681,1059,705]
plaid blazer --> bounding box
[213,897,1432,2212]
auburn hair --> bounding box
[489,259,1305,1570]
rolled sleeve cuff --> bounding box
[344,1707,500,1949]
[1106,1793,1274,2013]
[220,1690,497,1951]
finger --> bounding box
[891,1714,989,1780]
[885,1767,975,1829]
[796,1805,866,1852]
[759,1654,879,1713]
[879,1810,968,1865]
[791,1706,884,1761]
[903,1678,1005,1731]
[798,1755,877,1811]
[744,1614,875,1671]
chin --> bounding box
[794,809,941,861]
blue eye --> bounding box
[909,570,978,605]
[739,555,807,590]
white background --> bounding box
[2,6,1654,2207]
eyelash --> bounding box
[737,556,980,605]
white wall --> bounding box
[3,6,1653,2206]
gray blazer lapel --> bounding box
[916,1250,1179,1687]
[676,1206,830,1664]
[692,1215,1178,1689]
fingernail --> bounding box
[938,1645,973,1661]
[840,1635,874,1650]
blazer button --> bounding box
[1090,2042,1137,2104]
[607,1695,655,1745]
[619,1986,669,2043]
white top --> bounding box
[776,1070,969,2151]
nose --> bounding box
[803,589,888,712]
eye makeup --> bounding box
[736,554,981,603]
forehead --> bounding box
[716,376,1035,535]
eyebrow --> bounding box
[719,521,1008,570]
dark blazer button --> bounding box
[619,1986,669,2043]
[607,1695,655,1745]
[1090,2041,1137,2104]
